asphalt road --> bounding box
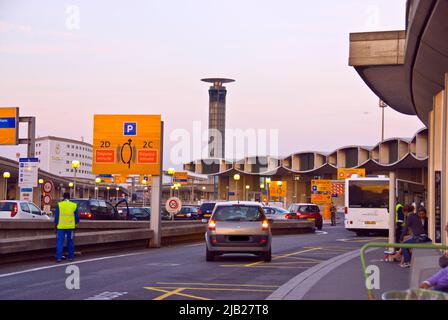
[0,224,387,300]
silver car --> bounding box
[205,201,272,262]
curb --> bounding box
[266,248,376,300]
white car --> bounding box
[0,201,51,220]
[262,206,296,220]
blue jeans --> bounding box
[402,235,428,263]
[56,229,75,260]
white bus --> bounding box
[344,176,390,236]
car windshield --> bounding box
[180,207,197,213]
[0,202,14,211]
[213,205,264,222]
[273,207,289,214]
[70,200,89,212]
[200,203,216,211]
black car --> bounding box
[71,199,126,220]
[198,202,218,220]
[174,206,200,220]
[117,207,151,221]
[161,208,171,220]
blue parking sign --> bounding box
[124,122,137,136]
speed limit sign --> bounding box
[43,194,52,205]
[165,197,182,214]
[42,181,54,194]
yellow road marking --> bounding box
[303,246,352,253]
[155,286,273,293]
[245,247,322,267]
[157,282,279,288]
[144,287,211,301]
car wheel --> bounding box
[356,230,368,237]
[317,222,323,230]
[206,247,215,262]
[261,248,272,262]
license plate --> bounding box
[307,218,316,222]
[204,214,211,218]
[177,214,185,217]
[365,221,376,225]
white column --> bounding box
[388,171,396,247]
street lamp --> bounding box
[168,168,176,197]
[38,179,44,208]
[95,178,101,199]
[245,185,250,201]
[233,174,241,201]
[71,160,80,198]
[3,172,11,200]
[116,187,120,199]
[69,182,74,198]
[202,186,206,200]
[143,186,148,206]
[379,99,388,141]
[106,186,110,200]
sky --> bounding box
[0,0,424,169]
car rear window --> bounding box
[71,200,89,212]
[298,205,319,213]
[200,203,216,211]
[0,202,14,211]
[213,205,264,222]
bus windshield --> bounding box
[349,181,389,209]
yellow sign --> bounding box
[93,115,161,175]
[173,172,188,185]
[311,194,332,205]
[142,175,152,186]
[337,168,366,180]
[0,107,19,145]
[114,175,129,184]
[311,180,332,193]
[269,181,287,197]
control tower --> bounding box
[201,78,235,159]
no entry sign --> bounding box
[165,197,182,214]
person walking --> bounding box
[54,192,79,263]
[330,204,337,226]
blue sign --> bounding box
[228,192,235,196]
[124,122,137,136]
[21,188,33,193]
[0,117,16,128]
[312,185,317,192]
[19,157,39,163]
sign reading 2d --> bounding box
[93,115,161,175]
[0,107,19,145]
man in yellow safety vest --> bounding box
[54,192,79,263]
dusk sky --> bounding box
[0,0,423,168]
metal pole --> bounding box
[4,179,7,200]
[73,168,77,199]
[149,121,163,248]
[382,106,385,141]
[388,171,396,249]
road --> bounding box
[0,224,386,300]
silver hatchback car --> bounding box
[205,201,272,262]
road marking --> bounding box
[145,287,211,300]
[157,282,279,288]
[0,252,147,279]
[315,231,328,235]
[221,264,309,269]
[146,263,180,267]
[183,243,204,247]
[244,247,322,267]
[155,286,274,293]
[85,291,128,300]
[303,246,353,253]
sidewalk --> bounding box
[268,248,410,300]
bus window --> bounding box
[349,181,389,209]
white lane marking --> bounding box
[85,291,128,300]
[315,231,328,235]
[146,263,180,267]
[183,243,203,247]
[0,252,147,279]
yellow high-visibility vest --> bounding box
[395,203,403,223]
[57,200,77,230]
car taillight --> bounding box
[198,209,203,215]
[285,214,290,219]
[80,212,93,219]
[208,220,216,231]
[344,207,348,214]
[11,203,18,218]
[262,220,269,231]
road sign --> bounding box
[311,180,332,193]
[0,107,19,145]
[173,172,188,185]
[311,194,332,205]
[165,197,182,214]
[92,114,161,175]
[337,168,366,180]
[42,181,54,194]
[43,194,52,205]
[269,181,287,197]
[20,187,33,202]
[114,175,129,184]
[19,158,39,187]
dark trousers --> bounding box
[402,235,430,263]
[395,223,402,243]
[56,229,75,260]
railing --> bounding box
[360,242,448,300]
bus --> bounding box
[344,176,390,236]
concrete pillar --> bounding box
[0,177,5,200]
[388,171,396,246]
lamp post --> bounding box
[116,187,120,200]
[167,168,176,197]
[277,181,283,204]
[94,186,99,199]
[260,183,265,203]
[3,172,11,200]
[71,160,80,198]
[245,185,250,201]
[95,177,101,199]
[202,186,206,200]
[106,186,110,200]
[143,187,148,207]
[69,182,74,198]
[266,178,271,204]
[233,174,241,201]
[38,179,44,208]
[379,100,387,141]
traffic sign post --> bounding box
[92,115,163,248]
[166,197,182,220]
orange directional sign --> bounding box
[311,180,332,193]
[311,194,332,205]
[269,181,287,197]
[0,107,19,145]
[93,115,161,175]
[173,172,188,185]
[337,168,366,180]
